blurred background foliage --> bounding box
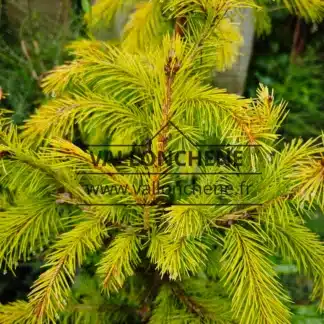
[1,1,324,322]
[0,0,85,123]
[246,10,324,140]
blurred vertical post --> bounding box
[213,8,255,95]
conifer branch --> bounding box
[187,1,229,64]
[28,215,110,322]
[97,231,141,292]
[0,301,34,323]
[47,138,145,204]
[147,17,184,232]
[171,283,205,318]
[175,16,186,37]
[221,225,292,324]
[1,1,324,322]
[150,20,182,200]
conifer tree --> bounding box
[1,0,324,323]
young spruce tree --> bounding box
[1,0,324,323]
